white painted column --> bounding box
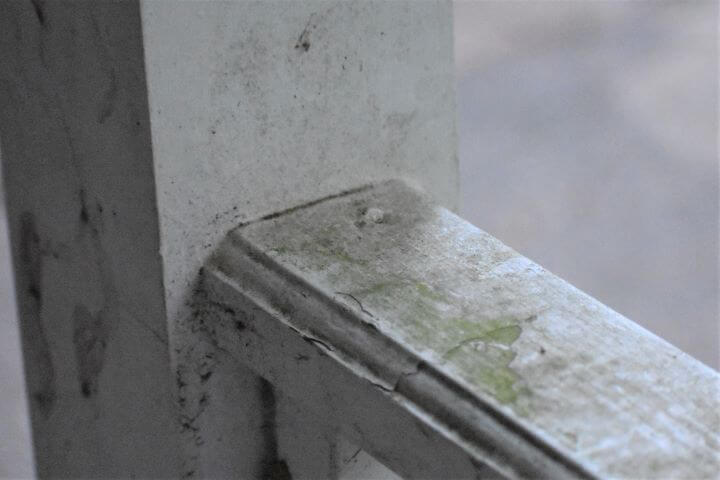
[0,2,181,477]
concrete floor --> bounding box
[1,1,718,477]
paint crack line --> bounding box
[335,291,374,318]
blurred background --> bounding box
[1,1,718,477]
[456,0,718,369]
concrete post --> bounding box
[0,1,456,477]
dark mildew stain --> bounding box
[258,378,292,480]
[72,304,110,398]
[294,14,319,53]
[72,185,117,398]
[79,188,89,224]
[294,27,311,52]
[78,188,107,238]
[19,212,56,417]
[30,0,45,26]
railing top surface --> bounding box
[217,180,718,479]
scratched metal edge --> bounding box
[207,184,599,480]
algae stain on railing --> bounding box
[442,324,524,405]
[264,222,534,408]
[352,279,533,406]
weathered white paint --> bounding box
[141,0,457,323]
[140,1,456,477]
[0,2,181,477]
[205,180,720,479]
[1,1,456,477]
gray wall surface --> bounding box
[1,1,718,477]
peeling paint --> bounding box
[267,224,534,405]
[266,260,530,404]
